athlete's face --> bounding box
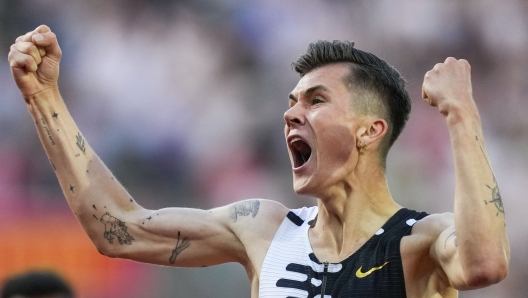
[285,64,361,196]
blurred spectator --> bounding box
[1,271,74,298]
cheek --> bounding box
[318,124,355,164]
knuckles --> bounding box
[36,24,51,33]
[444,57,457,64]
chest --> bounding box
[260,232,409,297]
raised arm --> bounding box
[422,57,509,289]
[8,25,288,269]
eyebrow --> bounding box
[289,84,330,101]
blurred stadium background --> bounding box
[1,0,527,297]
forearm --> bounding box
[446,109,509,281]
[27,88,143,248]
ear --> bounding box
[356,117,388,149]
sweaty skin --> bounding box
[8,26,508,297]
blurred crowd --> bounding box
[1,0,527,297]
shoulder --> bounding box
[401,212,458,298]
[403,212,454,250]
[227,199,290,242]
[411,212,454,238]
[401,212,454,260]
[228,199,290,225]
[226,199,291,274]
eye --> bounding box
[312,97,324,105]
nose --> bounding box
[284,104,305,127]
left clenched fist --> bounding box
[422,57,475,116]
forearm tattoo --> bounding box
[169,231,190,264]
[76,132,86,155]
[478,138,504,217]
[230,200,260,222]
[99,212,134,245]
[41,118,55,145]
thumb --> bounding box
[31,32,62,61]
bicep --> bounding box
[101,205,246,268]
[431,225,471,290]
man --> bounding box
[8,25,509,297]
[1,271,74,298]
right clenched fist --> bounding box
[7,25,62,101]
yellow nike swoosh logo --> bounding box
[355,261,389,278]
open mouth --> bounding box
[290,137,312,168]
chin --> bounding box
[292,176,320,197]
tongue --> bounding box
[299,142,311,163]
[293,140,311,167]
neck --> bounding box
[310,163,401,259]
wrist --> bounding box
[443,106,482,138]
[439,99,480,124]
[26,87,63,119]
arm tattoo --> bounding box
[41,118,56,145]
[479,142,504,216]
[169,231,190,264]
[444,228,458,248]
[76,132,86,155]
[99,212,134,245]
[230,200,260,222]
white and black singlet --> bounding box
[259,206,429,298]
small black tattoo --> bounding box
[69,184,74,193]
[475,136,479,140]
[52,112,58,118]
[93,215,98,220]
[40,118,56,145]
[230,200,260,222]
[93,205,97,210]
[76,132,86,155]
[169,231,190,264]
[99,212,134,245]
[480,146,505,217]
[130,198,133,203]
[147,216,152,220]
[75,153,80,157]
[484,185,504,216]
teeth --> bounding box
[290,137,301,145]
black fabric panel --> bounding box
[276,208,429,298]
[287,211,305,226]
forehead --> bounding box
[291,63,352,96]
